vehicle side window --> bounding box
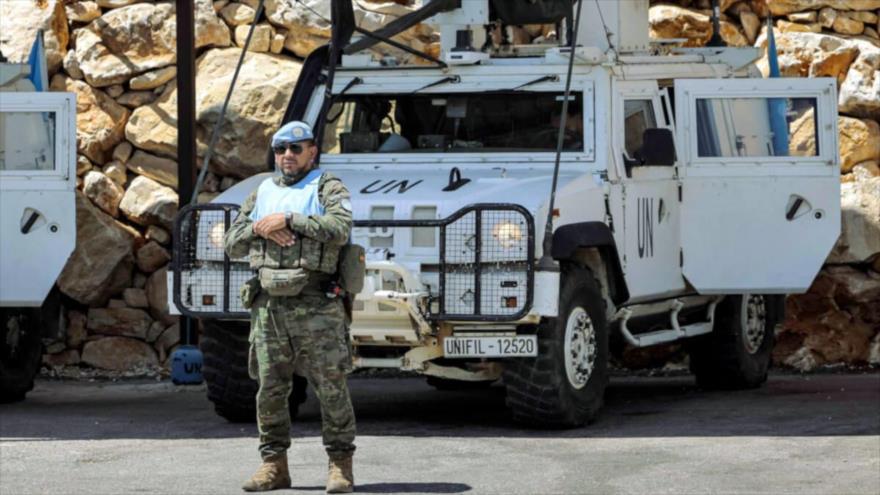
[623,99,656,161]
[0,111,56,171]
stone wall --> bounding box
[0,0,877,374]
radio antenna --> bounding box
[537,0,585,271]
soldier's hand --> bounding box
[254,213,289,237]
[266,228,297,247]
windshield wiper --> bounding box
[412,75,460,94]
[511,75,559,91]
[335,76,362,98]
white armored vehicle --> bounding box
[0,58,76,402]
[173,0,840,426]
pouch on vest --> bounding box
[259,267,309,297]
[240,276,261,309]
[337,243,366,294]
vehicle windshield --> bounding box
[322,92,584,154]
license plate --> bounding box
[443,335,538,358]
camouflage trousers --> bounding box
[248,293,356,460]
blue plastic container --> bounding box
[171,345,204,385]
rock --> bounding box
[755,31,880,119]
[828,178,880,264]
[81,337,158,371]
[214,0,229,13]
[43,349,81,367]
[119,176,178,229]
[146,265,176,326]
[219,176,237,191]
[649,5,749,47]
[117,91,156,108]
[768,1,880,16]
[145,225,171,245]
[115,220,146,251]
[818,7,838,28]
[107,298,127,309]
[96,0,144,8]
[809,46,860,85]
[45,340,67,354]
[58,192,135,306]
[788,11,818,22]
[66,1,102,23]
[133,271,148,289]
[146,321,165,343]
[203,172,220,193]
[221,2,256,26]
[106,84,124,98]
[838,46,880,119]
[87,307,152,339]
[155,322,180,352]
[788,108,818,156]
[235,23,273,52]
[195,0,233,48]
[112,141,133,164]
[865,26,880,39]
[0,0,68,74]
[63,49,84,80]
[136,241,171,273]
[102,161,128,187]
[125,84,178,158]
[838,117,880,173]
[194,48,302,178]
[83,170,124,217]
[777,20,822,33]
[123,288,150,308]
[129,66,177,91]
[267,0,433,60]
[847,10,879,23]
[832,15,865,35]
[270,31,285,54]
[75,3,176,87]
[198,192,220,203]
[77,155,93,176]
[66,310,88,349]
[869,333,880,365]
[126,150,178,189]
[852,161,880,180]
[740,10,761,44]
[50,76,130,164]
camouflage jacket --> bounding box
[224,170,353,267]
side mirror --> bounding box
[640,128,677,166]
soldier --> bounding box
[224,121,356,493]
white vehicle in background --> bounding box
[0,58,76,402]
[172,0,840,427]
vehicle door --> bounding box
[0,92,76,306]
[608,80,685,302]
[674,78,840,293]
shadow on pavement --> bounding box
[289,482,472,493]
[1,373,877,442]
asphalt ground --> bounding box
[1,373,878,495]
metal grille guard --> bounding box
[172,203,535,321]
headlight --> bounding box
[492,222,522,248]
[209,222,225,249]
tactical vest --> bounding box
[247,169,341,274]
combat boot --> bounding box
[325,453,354,493]
[242,453,291,492]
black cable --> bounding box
[189,0,266,205]
[537,0,584,270]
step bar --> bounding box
[614,296,724,348]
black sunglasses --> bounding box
[272,142,305,154]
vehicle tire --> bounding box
[200,320,307,423]
[0,308,43,404]
[426,376,495,391]
[503,265,609,428]
[688,294,778,390]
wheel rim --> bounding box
[564,307,597,390]
[741,294,767,355]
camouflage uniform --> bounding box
[225,170,356,461]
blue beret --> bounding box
[272,121,314,146]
